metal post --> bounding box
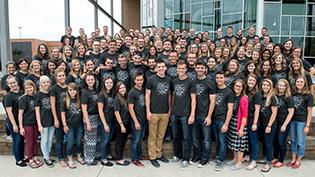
[94,0,98,30]
[111,0,114,36]
[256,0,264,35]
[0,0,11,73]
[64,0,70,30]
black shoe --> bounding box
[150,159,160,168]
[16,161,27,167]
[101,160,114,167]
[22,158,29,163]
[87,161,98,166]
[157,156,169,163]
[190,157,201,164]
[44,159,54,168]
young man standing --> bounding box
[146,61,171,168]
[192,61,216,168]
[170,60,196,169]
[213,71,234,171]
[128,72,147,167]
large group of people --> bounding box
[1,25,314,173]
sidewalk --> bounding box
[0,155,314,177]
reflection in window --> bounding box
[264,3,281,35]
[291,17,305,35]
[281,16,290,35]
[223,0,242,14]
[191,3,202,31]
[306,17,315,36]
[282,0,305,15]
[222,14,242,32]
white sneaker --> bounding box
[181,161,189,169]
[171,156,180,163]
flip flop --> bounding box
[29,161,40,169]
[273,162,284,168]
[261,164,271,173]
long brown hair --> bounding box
[292,76,310,94]
[102,76,114,99]
[66,83,80,110]
[261,79,275,107]
[115,81,127,106]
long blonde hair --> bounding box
[69,59,82,77]
[261,79,275,106]
[275,79,291,98]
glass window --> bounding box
[264,3,281,35]
[222,14,242,32]
[306,17,315,36]
[203,2,214,16]
[291,17,305,35]
[291,37,304,48]
[281,16,290,35]
[185,0,190,12]
[305,37,315,57]
[223,0,242,13]
[191,3,202,31]
[184,13,191,29]
[308,4,315,16]
[270,36,280,43]
[202,16,214,32]
[174,0,184,13]
[215,9,221,30]
[165,0,174,15]
[282,0,305,15]
[174,14,184,29]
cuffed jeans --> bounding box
[192,116,211,161]
[212,119,227,163]
[248,122,259,161]
[131,119,148,161]
[273,122,290,163]
[100,118,115,160]
[6,120,25,162]
[290,121,306,158]
[66,125,83,156]
[40,126,55,160]
[170,115,192,161]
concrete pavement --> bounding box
[0,155,314,177]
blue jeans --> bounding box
[192,116,211,161]
[247,122,259,161]
[170,115,192,161]
[66,125,83,156]
[6,120,24,162]
[274,123,290,163]
[40,126,55,160]
[260,123,276,164]
[100,119,115,160]
[290,121,306,157]
[55,125,65,160]
[212,119,227,163]
[131,119,148,161]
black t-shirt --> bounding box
[86,52,101,67]
[171,77,196,116]
[146,74,171,114]
[25,74,41,90]
[232,96,242,118]
[186,67,197,81]
[247,91,262,124]
[238,58,249,73]
[99,68,116,84]
[145,70,156,81]
[113,96,130,123]
[98,92,115,122]
[15,71,28,90]
[4,91,23,122]
[157,53,170,66]
[128,63,148,79]
[65,74,85,90]
[167,64,178,79]
[19,95,36,126]
[276,95,294,124]
[195,77,216,117]
[260,95,278,126]
[213,87,234,120]
[225,73,241,88]
[115,66,130,90]
[292,93,314,122]
[290,73,313,88]
[100,51,119,66]
[207,68,218,81]
[81,88,98,115]
[127,87,146,121]
[34,92,53,127]
[50,84,67,120]
[271,69,288,85]
[62,98,83,127]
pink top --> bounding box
[237,96,248,131]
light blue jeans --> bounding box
[290,121,306,157]
[40,126,55,160]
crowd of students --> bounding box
[1,25,314,172]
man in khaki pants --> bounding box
[145,60,171,168]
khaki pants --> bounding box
[148,113,169,160]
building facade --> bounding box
[141,0,315,64]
